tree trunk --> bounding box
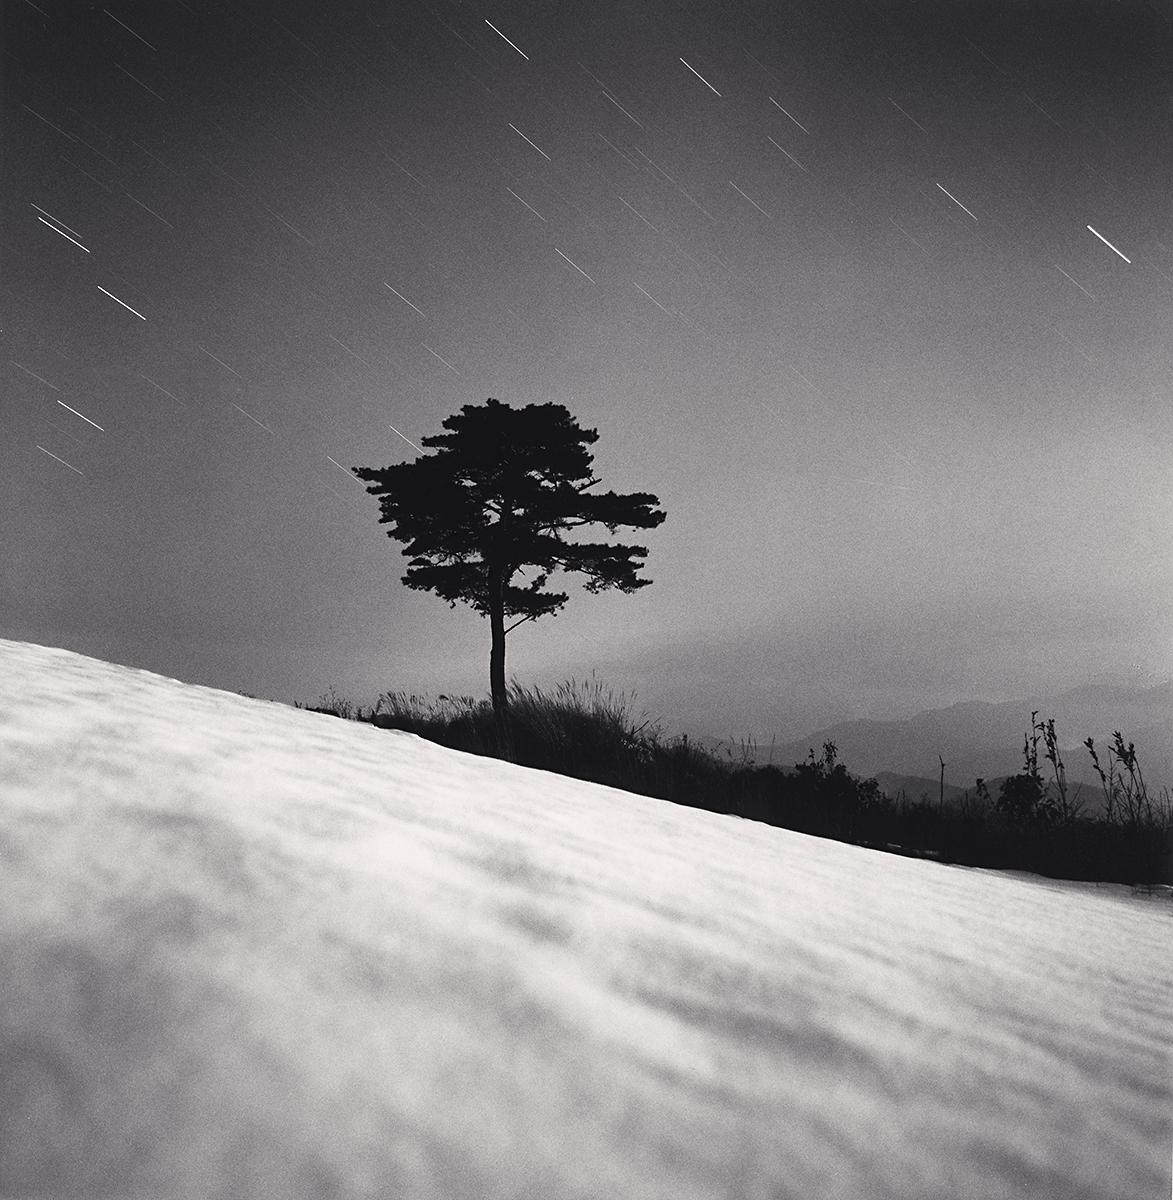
[487,565,511,755]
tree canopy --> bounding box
[354,398,666,733]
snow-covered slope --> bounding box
[1,638,1170,1200]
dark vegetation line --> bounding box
[297,680,1173,887]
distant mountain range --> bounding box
[730,683,1173,797]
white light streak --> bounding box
[887,97,927,132]
[127,193,174,228]
[130,139,177,174]
[31,203,83,239]
[422,345,462,375]
[633,282,671,315]
[484,19,529,60]
[11,361,59,390]
[678,186,716,222]
[387,423,422,453]
[37,445,83,474]
[385,423,422,453]
[97,286,146,319]
[633,146,678,184]
[506,187,546,221]
[769,98,809,133]
[385,153,426,187]
[231,403,275,434]
[729,182,770,218]
[328,335,374,370]
[56,400,105,431]
[37,216,90,251]
[767,137,808,173]
[198,344,242,375]
[63,158,113,193]
[21,104,77,142]
[75,133,120,171]
[508,123,550,160]
[104,9,157,50]
[1086,225,1131,263]
[679,58,721,96]
[265,208,313,245]
[141,374,187,405]
[618,196,658,232]
[601,90,643,127]
[115,64,166,101]
[383,284,426,317]
[788,366,825,397]
[935,182,977,220]
[889,218,925,252]
[554,248,595,283]
[1024,95,1062,128]
[597,133,639,168]
[273,17,317,56]
[326,456,365,483]
[1055,266,1095,300]
[963,35,1009,75]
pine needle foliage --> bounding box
[354,399,665,742]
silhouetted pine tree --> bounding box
[355,398,666,748]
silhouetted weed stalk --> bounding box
[297,684,1171,885]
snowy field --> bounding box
[1,638,1170,1200]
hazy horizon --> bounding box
[4,0,1171,743]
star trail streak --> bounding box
[422,345,461,374]
[96,287,146,319]
[633,282,672,315]
[1055,266,1095,299]
[140,375,186,406]
[103,9,157,51]
[508,123,550,160]
[326,455,364,483]
[887,98,927,133]
[37,217,91,249]
[935,183,978,220]
[679,58,721,96]
[386,423,422,452]
[484,20,529,60]
[126,195,174,228]
[618,197,658,231]
[36,446,83,474]
[383,285,426,316]
[31,204,87,243]
[198,345,243,376]
[11,362,59,390]
[601,91,643,128]
[769,99,809,133]
[56,400,105,431]
[554,248,595,283]
[1086,225,1131,262]
[21,104,77,142]
[767,137,809,173]
[115,64,166,102]
[506,188,546,221]
[231,404,275,435]
[729,183,771,218]
[328,336,375,371]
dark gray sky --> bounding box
[3,0,1171,741]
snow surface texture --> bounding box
[1,638,1170,1200]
